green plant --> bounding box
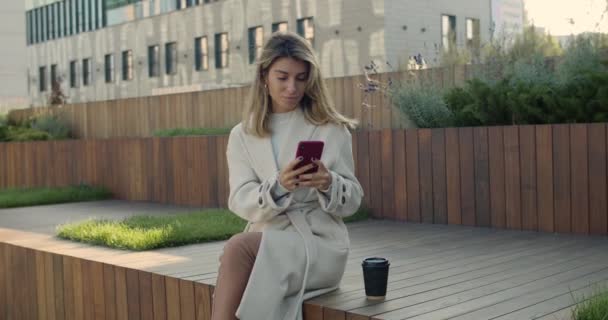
[6,126,51,141]
[0,115,7,142]
[57,206,371,251]
[572,286,608,320]
[390,84,453,128]
[0,185,112,208]
[30,115,71,139]
[154,127,233,137]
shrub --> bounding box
[6,127,51,141]
[390,84,453,128]
[0,115,7,142]
[30,115,71,139]
[154,127,233,137]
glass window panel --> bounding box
[70,60,78,87]
[39,66,47,92]
[122,50,133,80]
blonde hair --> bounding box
[242,31,358,137]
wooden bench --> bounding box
[2,221,607,320]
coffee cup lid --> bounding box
[362,257,389,267]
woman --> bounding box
[212,31,364,320]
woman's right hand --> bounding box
[279,157,316,191]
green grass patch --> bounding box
[57,206,371,251]
[573,286,608,320]
[154,127,233,137]
[0,185,112,208]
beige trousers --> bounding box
[211,232,262,320]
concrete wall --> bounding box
[1,0,29,112]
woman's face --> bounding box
[265,57,309,113]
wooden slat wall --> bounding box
[0,243,376,320]
[1,124,608,236]
[7,66,479,139]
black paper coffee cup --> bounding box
[362,257,390,300]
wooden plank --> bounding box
[0,245,7,319]
[72,258,85,320]
[139,271,154,320]
[35,250,48,320]
[303,303,323,320]
[126,268,141,320]
[206,136,219,207]
[324,307,347,320]
[445,128,461,225]
[165,277,181,320]
[81,260,95,320]
[588,123,607,235]
[431,129,447,224]
[53,254,66,320]
[194,283,212,320]
[368,130,383,217]
[44,252,58,320]
[356,131,371,210]
[418,129,434,224]
[570,124,589,234]
[17,248,38,320]
[459,127,476,226]
[536,125,555,233]
[179,279,196,320]
[405,129,421,222]
[473,127,490,227]
[392,130,407,221]
[504,126,522,230]
[380,129,395,219]
[103,264,117,320]
[553,124,571,234]
[114,267,128,320]
[520,125,538,231]
[152,274,168,320]
[91,261,106,320]
[488,126,506,229]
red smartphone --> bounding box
[294,141,325,174]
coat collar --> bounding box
[244,107,318,179]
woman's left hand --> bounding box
[298,159,332,191]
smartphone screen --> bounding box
[294,141,325,174]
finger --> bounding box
[312,159,329,172]
[291,163,316,177]
[285,157,304,171]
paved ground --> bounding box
[0,200,204,234]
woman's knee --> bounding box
[221,232,262,263]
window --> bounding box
[63,0,68,35]
[194,36,208,71]
[50,64,58,87]
[48,4,54,39]
[248,26,263,64]
[43,5,48,41]
[148,45,160,77]
[272,21,287,33]
[215,32,229,69]
[39,66,47,92]
[58,2,64,38]
[105,54,115,83]
[175,0,185,9]
[69,0,75,35]
[466,18,481,61]
[297,17,314,46]
[70,60,78,88]
[186,0,195,7]
[82,58,91,86]
[165,42,177,75]
[122,50,133,80]
[442,14,457,52]
[26,11,32,45]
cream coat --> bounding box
[225,107,364,320]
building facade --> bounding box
[26,0,492,106]
[1,0,28,112]
[490,0,524,39]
